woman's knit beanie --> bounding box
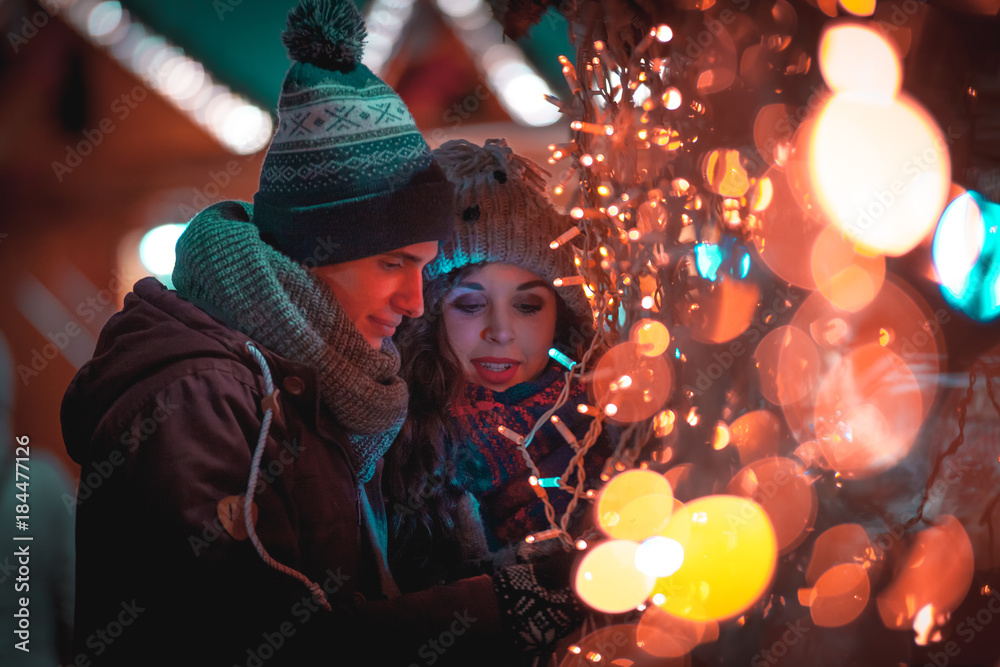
[426,138,591,323]
[252,0,454,266]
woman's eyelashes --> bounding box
[447,296,546,316]
[448,296,485,315]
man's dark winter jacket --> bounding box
[61,279,506,666]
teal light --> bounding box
[932,190,1000,322]
[536,477,561,488]
[695,243,723,281]
[548,347,577,370]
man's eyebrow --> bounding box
[516,280,550,291]
[383,250,425,263]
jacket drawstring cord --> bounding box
[244,342,332,612]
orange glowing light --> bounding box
[877,516,975,630]
[682,277,760,344]
[703,149,750,197]
[575,541,657,614]
[592,341,674,423]
[751,167,827,289]
[839,0,876,16]
[810,224,886,312]
[712,422,731,450]
[562,624,688,667]
[631,319,671,357]
[782,279,944,445]
[636,604,715,658]
[652,496,777,622]
[806,524,876,585]
[728,410,784,465]
[727,457,817,555]
[808,93,951,256]
[754,326,822,406]
[814,343,923,478]
[753,105,797,169]
[819,24,900,98]
[596,469,674,541]
[809,562,870,627]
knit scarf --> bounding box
[450,364,598,546]
[172,200,407,483]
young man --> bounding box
[60,1,581,664]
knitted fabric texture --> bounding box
[491,560,584,658]
[426,138,590,323]
[450,365,603,547]
[172,200,406,483]
[252,0,453,265]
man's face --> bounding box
[313,241,439,349]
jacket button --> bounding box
[282,376,305,396]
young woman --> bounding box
[386,139,609,603]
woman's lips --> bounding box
[471,357,521,386]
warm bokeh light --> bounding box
[753,105,796,169]
[808,562,871,627]
[727,457,817,554]
[877,516,975,630]
[782,279,944,445]
[703,149,750,197]
[808,93,951,256]
[810,224,886,312]
[597,469,674,541]
[839,0,876,16]
[575,540,657,614]
[818,23,900,98]
[814,342,923,478]
[682,277,761,344]
[728,410,784,465]
[561,624,690,667]
[751,167,827,289]
[635,536,685,578]
[652,496,777,621]
[805,524,875,585]
[754,325,821,406]
[592,342,675,423]
[631,318,671,357]
[636,604,714,659]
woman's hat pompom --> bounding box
[282,0,367,72]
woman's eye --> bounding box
[516,303,543,314]
[381,260,403,270]
[450,300,484,314]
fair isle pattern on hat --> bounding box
[252,0,453,267]
[427,139,591,323]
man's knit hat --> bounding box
[426,139,591,322]
[252,0,453,266]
